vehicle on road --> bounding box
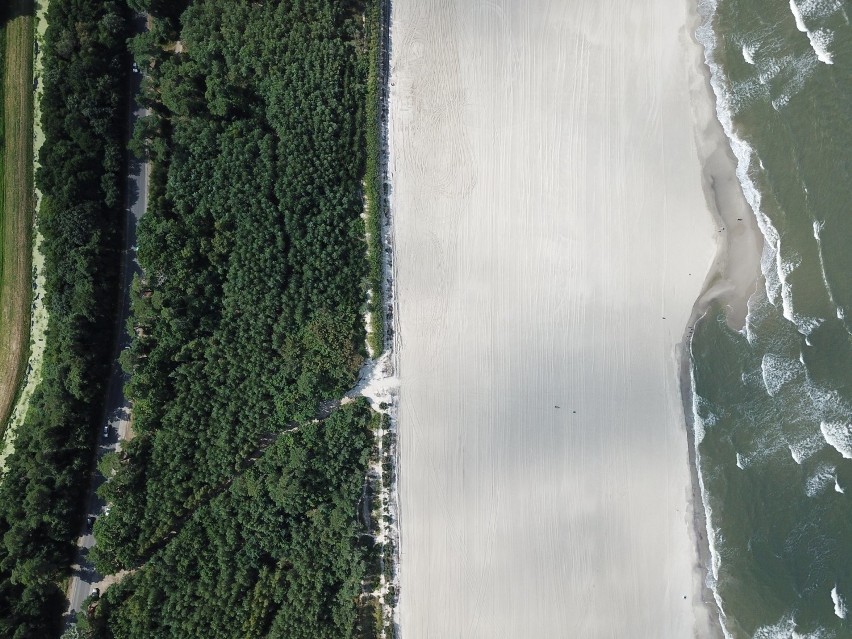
[103,425,109,439]
[91,588,99,600]
[86,516,96,533]
[132,61,139,74]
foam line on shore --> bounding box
[695,0,824,337]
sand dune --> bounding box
[390,0,730,636]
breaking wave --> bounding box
[761,353,803,396]
[753,614,830,638]
[831,586,846,620]
[819,421,852,459]
[789,0,839,64]
[788,432,825,464]
[805,464,836,497]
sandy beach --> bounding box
[389,0,755,636]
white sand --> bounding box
[389,0,737,636]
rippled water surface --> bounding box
[692,0,852,636]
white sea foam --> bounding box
[789,0,840,64]
[743,43,757,64]
[788,432,825,464]
[758,56,785,85]
[808,29,834,64]
[820,421,852,459]
[811,219,844,326]
[806,385,846,422]
[805,464,835,497]
[790,0,809,31]
[831,585,847,619]
[770,49,820,110]
[739,433,788,470]
[753,614,830,638]
[693,7,779,632]
[742,370,763,387]
[740,289,775,347]
[696,0,776,245]
[698,0,827,378]
[761,353,803,396]
[835,477,845,493]
[763,244,783,304]
[732,77,772,111]
[687,356,732,637]
[776,248,824,335]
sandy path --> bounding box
[390,0,729,636]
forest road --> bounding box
[63,12,149,629]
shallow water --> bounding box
[692,0,852,636]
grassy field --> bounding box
[0,0,34,436]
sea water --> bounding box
[692,0,852,637]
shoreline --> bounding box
[680,0,766,637]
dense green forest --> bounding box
[90,403,375,639]
[0,1,129,637]
[86,0,387,636]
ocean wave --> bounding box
[770,51,820,110]
[790,0,809,31]
[738,432,789,470]
[811,220,844,327]
[691,5,837,634]
[761,353,804,396]
[743,43,757,64]
[806,384,844,416]
[807,28,834,64]
[740,289,778,347]
[789,0,840,64]
[820,421,852,459]
[759,56,785,85]
[805,464,836,497]
[763,244,783,305]
[831,586,847,619]
[688,358,732,637]
[788,432,825,464]
[732,77,771,111]
[693,6,780,631]
[696,0,778,245]
[694,0,816,340]
[776,248,824,335]
[753,613,831,638]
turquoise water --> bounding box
[693,0,852,637]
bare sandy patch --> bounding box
[389,0,734,636]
